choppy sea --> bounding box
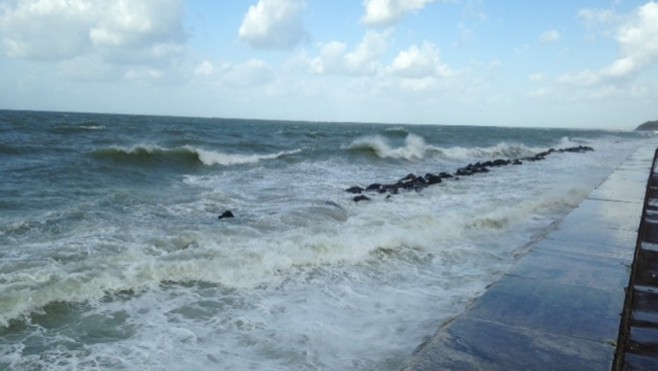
[0,110,653,370]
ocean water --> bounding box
[0,110,652,370]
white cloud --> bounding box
[90,0,185,49]
[383,42,455,93]
[388,42,451,78]
[615,2,658,71]
[0,0,186,63]
[362,0,437,27]
[539,29,560,43]
[311,31,389,75]
[578,8,616,25]
[238,0,308,50]
[559,2,658,92]
[0,0,94,60]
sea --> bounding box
[0,110,654,370]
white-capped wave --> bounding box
[347,133,437,160]
[435,142,541,161]
[346,134,561,162]
[95,144,301,167]
[191,146,301,166]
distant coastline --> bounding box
[636,120,658,131]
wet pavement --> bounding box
[403,146,656,371]
[615,148,658,370]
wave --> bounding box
[384,126,410,136]
[345,133,547,162]
[434,142,541,161]
[346,134,438,161]
[50,124,106,134]
[92,144,301,167]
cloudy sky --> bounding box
[1,0,657,129]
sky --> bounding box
[1,0,657,129]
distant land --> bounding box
[636,120,658,131]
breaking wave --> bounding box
[346,133,553,162]
[346,134,439,161]
[92,145,301,167]
[434,142,541,161]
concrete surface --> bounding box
[403,146,656,371]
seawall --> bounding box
[403,145,656,370]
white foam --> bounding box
[347,134,433,160]
[192,146,301,166]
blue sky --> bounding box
[1,0,657,129]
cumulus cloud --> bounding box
[388,42,451,78]
[615,2,658,70]
[0,0,186,61]
[384,42,454,92]
[239,0,308,50]
[0,0,94,60]
[311,31,389,75]
[362,0,437,27]
[539,29,560,43]
[560,1,658,88]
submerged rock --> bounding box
[218,210,235,219]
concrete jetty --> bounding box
[615,147,658,369]
[403,145,656,370]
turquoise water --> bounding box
[0,110,652,370]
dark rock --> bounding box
[560,145,593,153]
[382,184,399,194]
[365,183,382,192]
[397,175,428,191]
[425,173,443,185]
[218,210,234,219]
[344,145,594,202]
[398,180,417,190]
[345,186,364,194]
[456,168,473,176]
[492,159,510,167]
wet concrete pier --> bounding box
[403,146,656,370]
[615,147,658,369]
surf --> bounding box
[91,144,302,168]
